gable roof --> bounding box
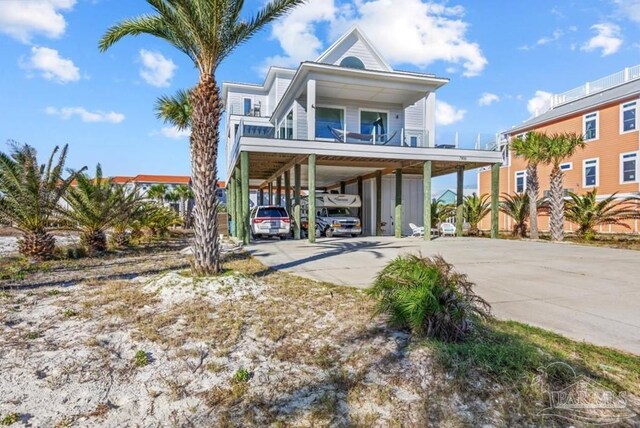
[508,78,640,135]
[315,26,393,72]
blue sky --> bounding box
[1,0,639,193]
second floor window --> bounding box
[315,107,344,139]
[621,152,637,183]
[515,170,527,193]
[360,111,388,142]
[583,112,598,141]
[583,158,598,187]
[621,101,637,133]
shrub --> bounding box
[134,350,150,367]
[232,368,251,383]
[368,254,491,342]
[0,413,19,426]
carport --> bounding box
[226,137,503,244]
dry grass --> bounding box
[1,246,638,427]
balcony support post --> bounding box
[456,166,464,237]
[376,170,383,236]
[491,162,500,239]
[395,168,403,238]
[423,161,432,241]
[284,170,291,214]
[308,154,317,243]
[294,164,301,240]
[307,79,316,140]
[276,176,282,206]
[241,151,250,245]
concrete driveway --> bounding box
[247,236,640,354]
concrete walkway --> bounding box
[247,236,640,354]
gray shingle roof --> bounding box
[508,78,640,134]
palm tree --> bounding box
[63,165,142,253]
[564,190,640,239]
[147,184,167,204]
[173,184,194,227]
[541,132,585,241]
[431,199,455,227]
[463,193,491,236]
[155,89,192,130]
[499,193,529,238]
[510,132,546,239]
[0,142,84,260]
[99,0,306,275]
[111,187,150,248]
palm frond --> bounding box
[155,89,192,130]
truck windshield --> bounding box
[326,208,352,217]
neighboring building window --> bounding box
[621,152,638,183]
[560,162,572,171]
[360,111,388,143]
[243,98,252,115]
[583,112,598,140]
[621,101,637,133]
[583,158,599,187]
[315,107,344,139]
[515,170,527,193]
[339,56,365,70]
[409,136,418,147]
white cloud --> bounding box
[139,50,177,87]
[159,126,190,139]
[259,0,337,72]
[527,90,553,117]
[435,100,466,126]
[0,0,76,43]
[20,46,80,84]
[478,92,499,107]
[261,0,487,77]
[612,0,640,23]
[45,107,125,123]
[581,23,623,56]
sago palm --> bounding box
[541,132,585,241]
[510,131,546,239]
[111,185,149,248]
[431,200,455,226]
[63,165,140,253]
[564,190,640,239]
[463,193,491,236]
[499,193,529,238]
[99,0,306,274]
[0,142,84,260]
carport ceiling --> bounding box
[246,152,489,188]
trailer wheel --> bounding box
[351,234,359,238]
[325,228,334,238]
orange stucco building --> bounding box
[478,66,640,234]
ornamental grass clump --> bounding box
[368,254,491,342]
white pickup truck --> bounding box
[302,194,362,238]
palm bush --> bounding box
[0,142,83,260]
[431,200,455,226]
[62,165,143,254]
[147,184,167,203]
[143,204,182,237]
[564,190,640,239]
[463,193,490,236]
[111,186,150,248]
[500,193,530,238]
[368,254,491,342]
[100,0,306,274]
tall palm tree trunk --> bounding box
[549,165,564,241]
[526,163,539,239]
[190,74,221,274]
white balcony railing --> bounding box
[551,65,640,108]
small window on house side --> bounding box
[560,162,572,171]
[243,98,252,116]
[515,171,527,193]
[339,56,365,70]
[584,112,598,141]
[621,102,637,133]
[621,153,637,183]
[583,159,598,187]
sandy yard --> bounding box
[0,237,638,427]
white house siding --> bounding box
[275,76,292,109]
[319,33,387,71]
[295,97,307,140]
[267,84,276,116]
[362,178,375,236]
[380,175,425,236]
[404,98,426,130]
[227,88,267,116]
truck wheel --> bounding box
[326,228,334,238]
[351,234,359,238]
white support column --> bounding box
[307,79,316,141]
[425,92,436,147]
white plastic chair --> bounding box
[409,223,424,237]
[440,222,456,237]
